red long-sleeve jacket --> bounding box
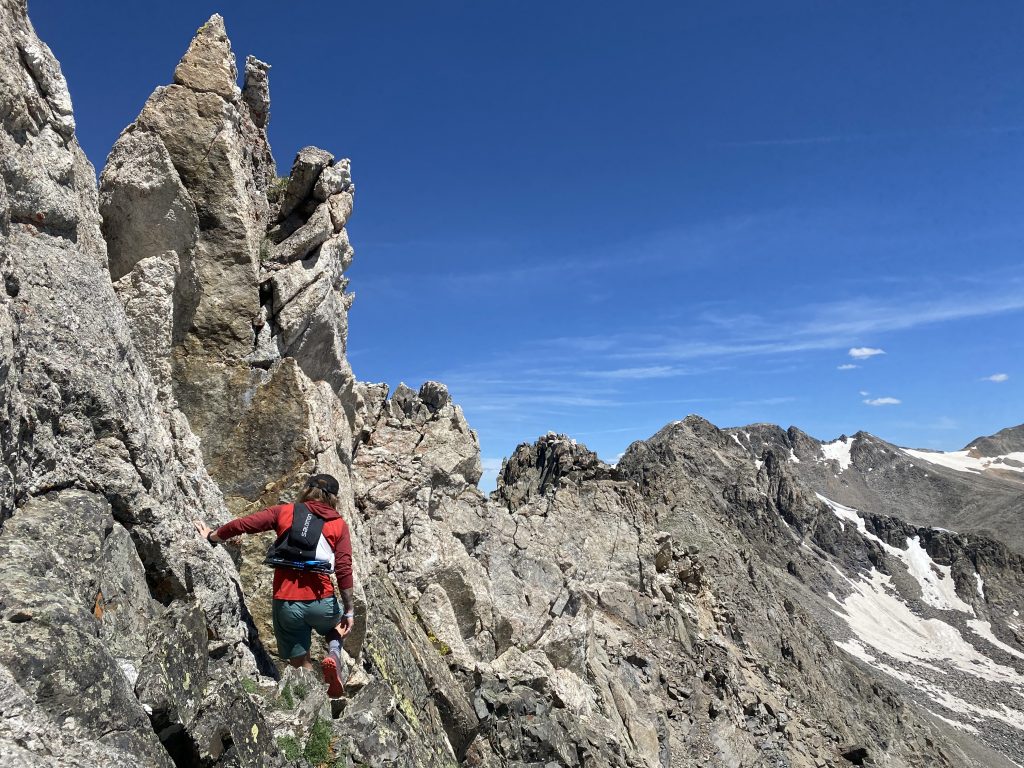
[215,500,353,601]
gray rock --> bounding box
[242,55,271,128]
[314,159,352,202]
[6,4,1024,768]
[278,146,334,221]
[173,14,240,101]
[265,199,333,263]
[327,189,355,231]
[0,6,281,765]
[99,130,201,391]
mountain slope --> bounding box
[968,424,1024,458]
[728,425,1024,553]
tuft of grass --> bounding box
[293,680,309,701]
[240,678,257,695]
[278,682,295,710]
[276,735,301,761]
[303,717,332,764]
[267,175,289,203]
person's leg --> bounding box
[272,599,314,668]
[324,625,343,657]
[309,597,345,697]
[288,653,313,669]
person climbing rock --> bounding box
[194,473,354,697]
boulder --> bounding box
[314,159,352,201]
[278,146,334,221]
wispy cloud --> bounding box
[542,287,1024,366]
[481,457,505,472]
[849,347,885,360]
[423,273,1023,460]
[984,373,1009,383]
[371,212,784,292]
[736,396,796,407]
[479,457,505,492]
[579,365,710,380]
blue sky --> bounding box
[34,2,1024,488]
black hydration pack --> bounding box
[264,503,333,573]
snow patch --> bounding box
[818,493,869,536]
[975,572,985,600]
[902,448,1024,476]
[818,495,972,614]
[899,536,974,614]
[820,438,854,472]
[833,568,1018,684]
[966,619,1024,661]
[932,711,980,735]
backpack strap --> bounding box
[264,503,328,569]
[288,502,325,554]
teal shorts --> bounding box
[271,597,342,659]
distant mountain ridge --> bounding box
[967,423,1024,458]
[727,422,1024,554]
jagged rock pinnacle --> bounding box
[173,13,239,101]
[242,55,271,127]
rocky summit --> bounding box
[1,4,1022,768]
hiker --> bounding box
[193,474,354,697]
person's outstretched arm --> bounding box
[334,521,355,635]
[193,506,281,544]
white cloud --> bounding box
[859,390,870,396]
[984,373,1009,383]
[582,365,683,380]
[864,397,901,406]
[837,363,859,370]
[849,347,885,360]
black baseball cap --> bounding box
[306,473,340,496]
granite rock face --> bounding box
[97,14,368,661]
[0,4,279,764]
[3,5,1024,768]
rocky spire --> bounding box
[172,14,239,101]
[242,54,271,128]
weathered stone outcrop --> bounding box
[0,4,280,763]
[96,14,372,671]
